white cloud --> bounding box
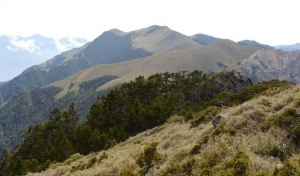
[67,38,86,48]
[54,38,87,51]
[7,38,40,53]
[54,39,68,51]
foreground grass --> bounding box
[27,85,300,176]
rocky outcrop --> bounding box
[212,113,228,128]
[238,50,300,84]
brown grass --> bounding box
[28,85,300,176]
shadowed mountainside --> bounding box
[0,25,202,104]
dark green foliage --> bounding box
[161,157,196,176]
[190,106,221,127]
[190,133,211,154]
[86,70,251,139]
[213,123,237,136]
[254,171,269,176]
[184,110,194,121]
[0,86,63,155]
[272,160,300,176]
[117,165,141,176]
[224,151,251,176]
[238,79,293,102]
[99,152,108,162]
[0,70,254,175]
[136,142,162,175]
[0,75,117,155]
[261,101,300,147]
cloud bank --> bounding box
[7,37,40,53]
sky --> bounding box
[0,0,299,81]
[0,0,299,46]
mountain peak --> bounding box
[107,28,126,36]
[128,25,201,53]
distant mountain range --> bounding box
[238,40,274,49]
[0,25,300,156]
[0,25,203,103]
[0,34,88,81]
[275,43,300,51]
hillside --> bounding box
[0,70,257,175]
[0,34,87,82]
[238,49,300,83]
[0,38,262,156]
[275,43,300,51]
[238,40,274,49]
[51,39,262,98]
[27,82,300,176]
[0,25,201,104]
[191,33,222,45]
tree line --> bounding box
[0,70,255,175]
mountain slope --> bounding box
[27,83,300,176]
[130,25,202,53]
[238,40,274,49]
[238,49,300,83]
[0,26,202,104]
[191,33,222,45]
[51,39,262,97]
[275,43,300,51]
[0,34,87,82]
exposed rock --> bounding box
[212,113,228,128]
[238,50,300,84]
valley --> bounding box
[0,25,299,176]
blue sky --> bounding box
[0,0,299,45]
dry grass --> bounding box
[48,39,261,99]
[28,85,300,176]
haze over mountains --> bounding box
[0,34,88,81]
[275,43,300,51]
[0,25,300,163]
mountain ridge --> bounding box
[191,33,222,45]
[275,43,300,51]
[0,34,88,82]
[49,39,262,98]
[0,25,203,104]
[238,40,274,49]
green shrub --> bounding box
[117,165,141,176]
[86,157,97,168]
[63,153,84,165]
[190,133,211,154]
[184,110,194,121]
[136,142,162,175]
[160,157,196,176]
[254,170,269,176]
[199,150,223,169]
[272,160,300,176]
[213,123,237,136]
[99,152,108,162]
[166,115,184,123]
[190,106,221,127]
[223,150,251,176]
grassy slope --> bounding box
[51,40,261,99]
[130,25,202,54]
[29,84,300,176]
